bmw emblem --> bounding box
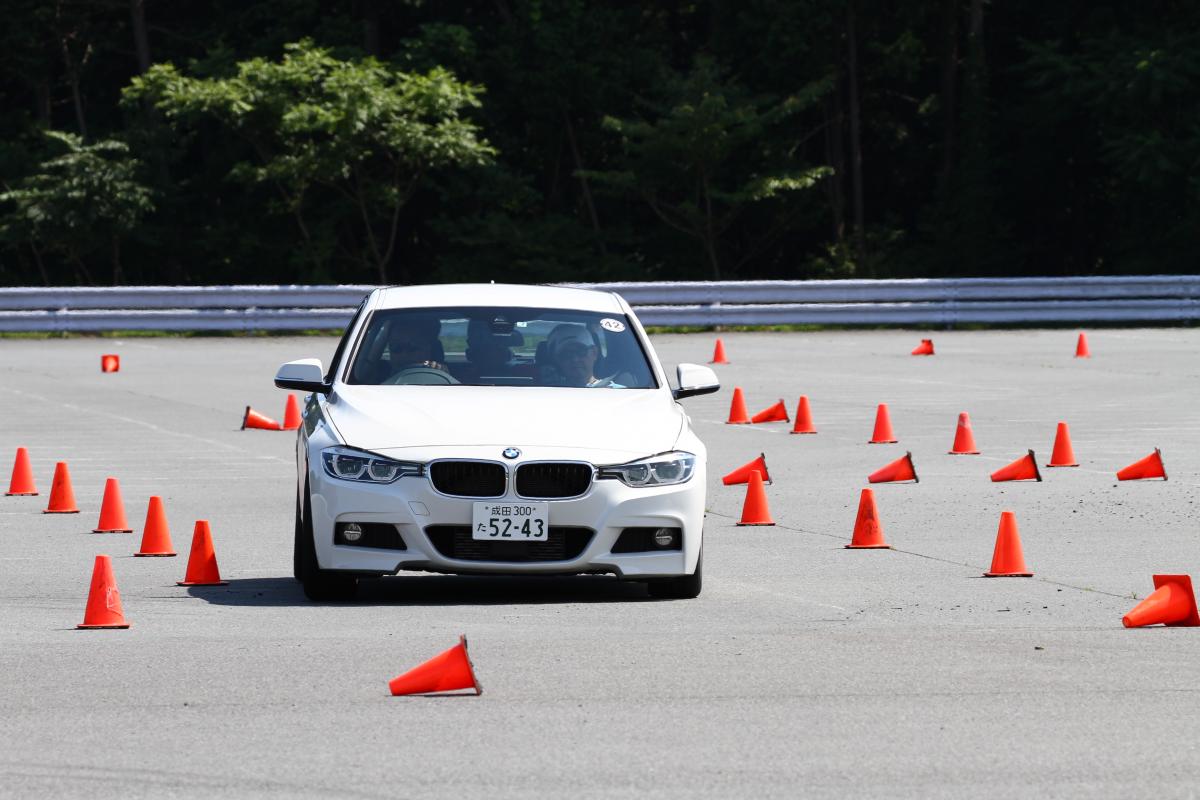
[502,447,521,460]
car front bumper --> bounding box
[307,460,705,579]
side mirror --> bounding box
[275,358,330,394]
[673,363,720,399]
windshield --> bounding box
[345,306,658,389]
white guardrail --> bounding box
[0,276,1198,331]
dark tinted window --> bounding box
[327,299,368,384]
[346,306,657,389]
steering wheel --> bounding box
[383,365,460,385]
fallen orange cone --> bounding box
[135,496,176,557]
[43,462,80,514]
[750,399,789,424]
[6,446,37,495]
[710,338,730,365]
[736,470,775,526]
[911,338,934,356]
[177,520,228,586]
[726,387,751,424]
[846,488,889,549]
[1122,575,1199,628]
[1075,332,1090,358]
[990,450,1042,482]
[983,511,1032,577]
[1117,448,1166,481]
[100,354,120,373]
[77,554,130,629]
[722,453,771,485]
[282,394,302,431]
[869,403,897,443]
[1046,422,1078,467]
[242,406,282,431]
[790,395,816,434]
[948,412,980,455]
[868,452,918,484]
[389,635,482,696]
[93,477,133,533]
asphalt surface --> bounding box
[1,329,1198,799]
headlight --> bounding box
[596,451,696,487]
[321,447,423,484]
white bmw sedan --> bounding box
[275,284,720,601]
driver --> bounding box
[544,324,623,388]
[382,317,449,381]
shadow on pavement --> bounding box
[185,574,656,607]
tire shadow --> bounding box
[185,574,657,607]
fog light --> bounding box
[341,522,364,543]
[653,528,676,547]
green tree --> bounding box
[0,130,154,284]
[123,39,495,282]
[585,57,832,279]
[1020,27,1200,270]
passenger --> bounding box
[543,324,624,388]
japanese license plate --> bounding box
[471,502,549,541]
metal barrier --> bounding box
[1,277,1197,331]
[0,285,374,332]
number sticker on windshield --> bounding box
[600,318,625,332]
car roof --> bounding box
[371,283,624,314]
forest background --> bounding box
[0,1,1196,287]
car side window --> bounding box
[326,299,368,384]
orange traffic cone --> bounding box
[736,471,775,526]
[6,446,37,495]
[389,635,482,696]
[242,406,282,431]
[750,400,789,424]
[869,403,897,443]
[710,338,730,365]
[282,394,302,431]
[100,354,120,372]
[726,387,751,424]
[43,461,80,514]
[135,496,176,557]
[790,395,816,434]
[177,520,228,586]
[1122,575,1200,628]
[868,452,918,484]
[1075,332,1090,358]
[1046,422,1078,467]
[77,554,130,629]
[990,450,1042,482]
[948,412,980,455]
[911,338,934,356]
[722,453,771,485]
[1117,448,1167,481]
[846,488,889,549]
[93,477,133,533]
[983,511,1032,577]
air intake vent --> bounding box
[425,525,593,562]
[429,461,506,498]
[515,463,592,498]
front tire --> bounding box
[295,482,359,602]
[647,546,702,599]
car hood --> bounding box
[325,385,685,461]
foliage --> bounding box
[122,40,494,282]
[0,0,1197,285]
[0,130,153,283]
[587,57,833,278]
